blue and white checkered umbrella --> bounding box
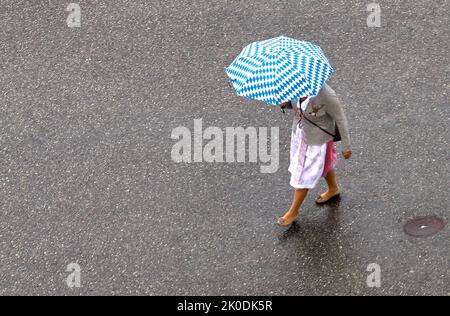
[226,36,334,106]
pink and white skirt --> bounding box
[288,126,337,190]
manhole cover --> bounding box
[404,216,446,237]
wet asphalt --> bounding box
[0,0,449,295]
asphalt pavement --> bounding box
[0,0,449,295]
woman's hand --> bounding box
[342,151,352,160]
[280,102,290,109]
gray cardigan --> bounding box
[291,84,351,152]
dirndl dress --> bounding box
[289,98,337,189]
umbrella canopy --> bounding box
[226,36,334,106]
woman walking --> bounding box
[225,36,351,227]
[277,83,352,227]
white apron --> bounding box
[289,98,328,189]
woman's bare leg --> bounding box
[318,169,341,200]
[278,189,309,225]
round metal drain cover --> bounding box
[404,216,446,237]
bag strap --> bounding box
[299,106,336,138]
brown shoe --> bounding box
[277,217,295,227]
[315,189,341,204]
[276,215,298,227]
